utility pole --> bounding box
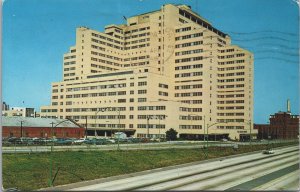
[20,121,23,138]
[249,120,252,148]
[85,115,88,139]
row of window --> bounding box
[175,49,203,56]
[64,61,76,66]
[124,61,150,67]
[218,60,245,65]
[91,51,122,61]
[218,78,244,83]
[91,57,121,67]
[159,91,168,96]
[137,106,166,111]
[217,106,244,110]
[179,115,202,120]
[217,113,245,116]
[175,56,203,63]
[179,100,202,104]
[217,100,245,104]
[124,55,150,61]
[92,32,122,44]
[124,32,150,40]
[91,63,117,71]
[217,94,245,98]
[64,55,76,60]
[175,26,191,33]
[175,92,202,97]
[125,43,150,50]
[91,44,106,51]
[179,125,202,129]
[217,72,245,77]
[91,38,123,50]
[175,64,202,70]
[175,84,202,90]
[175,72,203,78]
[64,67,75,71]
[218,84,244,89]
[179,107,202,112]
[175,41,203,48]
[66,83,126,92]
[124,26,150,35]
[64,73,75,77]
[124,38,150,45]
[175,32,203,41]
[218,66,245,71]
[137,124,166,128]
[159,83,168,89]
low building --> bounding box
[254,100,299,140]
[254,124,270,139]
[2,116,85,138]
[269,112,299,139]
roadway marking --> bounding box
[226,163,299,191]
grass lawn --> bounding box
[3,141,298,190]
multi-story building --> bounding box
[2,107,35,118]
[40,4,255,140]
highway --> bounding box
[50,145,298,191]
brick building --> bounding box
[2,116,85,138]
[254,112,299,140]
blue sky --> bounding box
[2,0,299,123]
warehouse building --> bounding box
[2,116,84,138]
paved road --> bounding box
[43,145,299,191]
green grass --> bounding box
[3,141,298,190]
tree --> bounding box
[165,128,178,141]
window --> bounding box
[138,90,147,94]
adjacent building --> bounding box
[2,107,35,118]
[2,116,84,138]
[40,4,255,140]
[254,100,299,140]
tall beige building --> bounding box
[41,4,256,140]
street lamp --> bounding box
[48,119,71,187]
[204,121,227,158]
[147,115,152,139]
[20,121,24,138]
[157,115,167,141]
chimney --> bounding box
[287,99,291,113]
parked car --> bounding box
[73,138,86,145]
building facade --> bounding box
[269,112,299,139]
[40,4,255,140]
[2,116,84,138]
[2,107,35,117]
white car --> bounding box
[262,149,274,154]
[73,138,86,144]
